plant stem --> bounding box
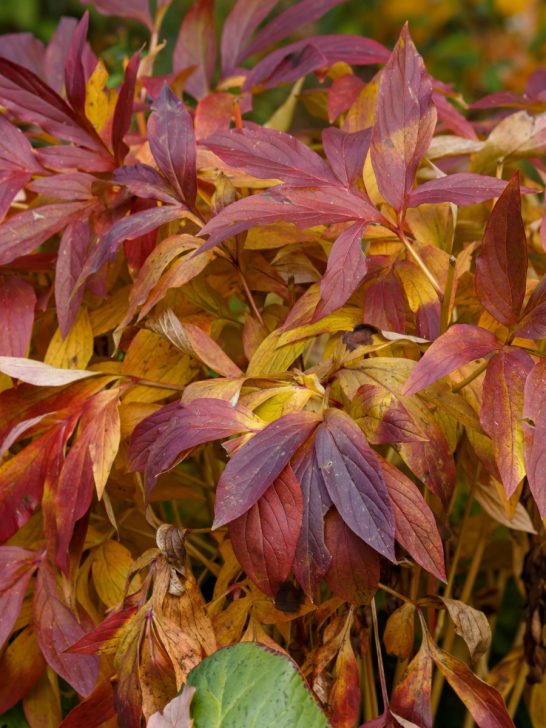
[379,582,412,603]
[451,359,489,393]
[238,269,265,327]
[440,255,457,333]
[371,599,389,710]
[507,662,528,719]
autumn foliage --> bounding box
[1,1,546,726]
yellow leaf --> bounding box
[22,668,61,728]
[85,60,116,133]
[121,329,198,403]
[92,540,135,608]
[45,308,94,370]
[246,328,305,376]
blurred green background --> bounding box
[0,0,545,102]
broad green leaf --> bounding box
[187,642,331,728]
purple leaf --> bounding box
[0,33,45,78]
[244,35,389,90]
[55,219,91,338]
[198,184,383,252]
[37,144,115,173]
[111,51,140,163]
[292,443,332,599]
[149,85,197,206]
[79,204,184,282]
[314,408,395,561]
[0,200,95,266]
[371,24,436,212]
[173,0,216,100]
[0,114,43,173]
[402,324,501,396]
[128,400,184,473]
[221,0,279,74]
[204,125,338,186]
[213,411,321,528]
[139,399,262,501]
[80,0,154,31]
[33,558,99,697]
[244,0,348,60]
[28,172,99,201]
[407,173,514,207]
[65,12,93,114]
[44,17,79,93]
[322,127,371,188]
[115,163,180,205]
[313,221,368,320]
[432,91,477,140]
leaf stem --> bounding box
[396,227,443,296]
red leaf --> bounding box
[330,623,361,728]
[0,277,36,357]
[402,324,501,396]
[0,200,96,266]
[204,126,338,186]
[33,559,99,696]
[371,24,436,212]
[59,679,116,728]
[362,269,407,333]
[426,631,513,728]
[481,348,533,498]
[214,411,321,528]
[523,359,546,516]
[0,113,42,173]
[229,464,303,597]
[475,173,528,326]
[138,398,263,501]
[198,184,382,252]
[327,74,365,122]
[0,57,106,153]
[515,276,546,339]
[0,546,39,649]
[314,409,396,560]
[149,85,197,206]
[324,509,380,604]
[173,0,216,100]
[68,606,137,655]
[220,0,279,74]
[0,426,67,543]
[292,442,332,599]
[313,222,368,320]
[322,127,371,188]
[195,91,236,140]
[111,51,140,163]
[380,457,446,581]
[391,640,433,728]
[406,173,512,208]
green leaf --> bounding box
[187,642,331,728]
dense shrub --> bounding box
[0,1,545,726]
